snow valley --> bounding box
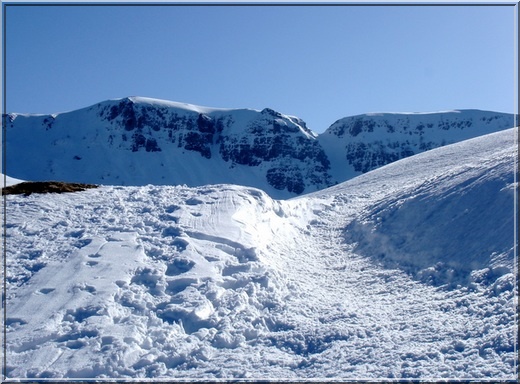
[3,120,518,379]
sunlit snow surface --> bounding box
[4,128,518,379]
[3,175,25,187]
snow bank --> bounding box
[344,128,517,288]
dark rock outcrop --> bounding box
[2,181,98,196]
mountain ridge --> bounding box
[4,97,515,198]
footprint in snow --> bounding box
[185,197,204,206]
[5,318,27,327]
[166,277,198,295]
[36,288,55,295]
[171,237,189,252]
[72,283,97,294]
[63,306,104,323]
[165,258,195,276]
[165,204,181,213]
[222,263,251,277]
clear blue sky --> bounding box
[3,3,517,132]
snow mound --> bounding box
[343,128,517,288]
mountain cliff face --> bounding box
[4,97,331,198]
[4,97,515,198]
[318,110,516,182]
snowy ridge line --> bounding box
[4,128,518,379]
[8,96,255,118]
[124,96,254,115]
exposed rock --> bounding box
[2,181,98,196]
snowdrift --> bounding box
[343,128,517,288]
[3,128,517,379]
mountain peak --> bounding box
[318,109,514,182]
[5,98,331,198]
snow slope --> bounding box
[2,174,25,187]
[4,98,514,198]
[3,128,518,379]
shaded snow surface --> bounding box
[4,128,518,380]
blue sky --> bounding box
[3,3,517,132]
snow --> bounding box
[3,128,518,379]
[125,96,254,115]
[5,98,514,200]
[365,110,461,116]
[2,174,25,187]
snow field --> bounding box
[5,185,298,378]
[4,128,518,379]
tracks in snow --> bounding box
[4,184,517,379]
[6,185,295,378]
[270,194,517,378]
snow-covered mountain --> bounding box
[318,110,516,182]
[4,127,517,379]
[4,97,515,198]
[4,97,331,198]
